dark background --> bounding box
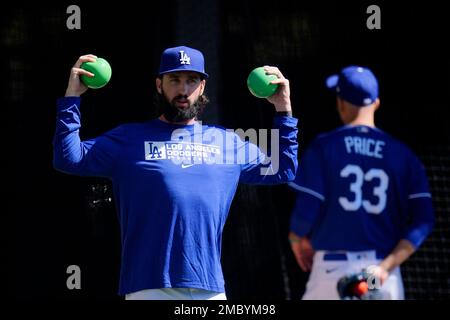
[4,0,449,300]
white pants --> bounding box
[302,250,404,300]
[126,288,227,300]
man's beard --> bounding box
[157,90,204,123]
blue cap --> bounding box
[326,66,378,107]
[158,46,208,78]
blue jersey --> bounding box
[289,125,434,256]
[53,97,298,295]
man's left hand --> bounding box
[263,66,292,112]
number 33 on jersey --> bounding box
[289,125,433,253]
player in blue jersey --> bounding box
[53,46,298,299]
[288,66,434,300]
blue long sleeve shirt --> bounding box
[53,97,298,295]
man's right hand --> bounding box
[289,232,315,272]
[64,54,97,97]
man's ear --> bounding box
[374,98,380,111]
[199,79,206,95]
[156,78,162,94]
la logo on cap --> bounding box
[179,50,191,65]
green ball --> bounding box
[80,57,112,89]
[247,67,279,98]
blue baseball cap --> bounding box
[158,46,209,78]
[326,66,378,107]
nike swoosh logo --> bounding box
[181,164,195,169]
[325,267,339,274]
